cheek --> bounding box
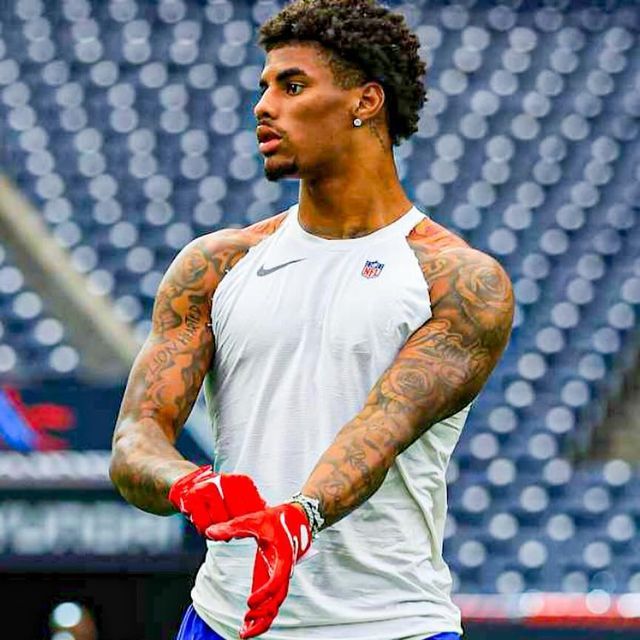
[294,98,348,148]
[295,123,344,164]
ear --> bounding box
[353,81,386,122]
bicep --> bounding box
[370,316,493,428]
[115,240,217,441]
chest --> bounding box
[212,246,431,360]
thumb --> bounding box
[205,512,262,541]
[240,616,273,639]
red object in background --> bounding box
[2,386,75,450]
[455,593,640,628]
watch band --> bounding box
[289,492,325,539]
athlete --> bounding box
[110,1,514,639]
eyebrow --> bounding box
[259,67,311,89]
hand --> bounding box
[168,465,266,536]
[206,503,312,638]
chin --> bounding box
[264,158,299,181]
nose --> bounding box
[254,88,275,122]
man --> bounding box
[110,1,514,639]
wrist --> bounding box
[168,462,205,487]
[168,464,214,509]
[288,492,325,540]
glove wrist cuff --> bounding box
[168,464,215,508]
[289,492,325,539]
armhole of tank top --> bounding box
[404,218,434,316]
[210,212,290,317]
[405,216,470,314]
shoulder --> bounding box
[408,217,511,300]
[407,217,513,329]
[160,211,289,298]
[197,211,288,264]
[178,212,288,277]
[426,246,514,317]
[407,216,470,258]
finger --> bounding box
[206,510,263,534]
[245,581,288,621]
[191,482,229,522]
[246,549,287,615]
[205,516,260,541]
[240,612,276,639]
[185,501,218,536]
[247,551,291,608]
[205,525,257,542]
[260,539,281,575]
[188,493,230,533]
[250,547,270,593]
[225,476,267,517]
[204,491,231,526]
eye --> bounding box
[286,83,303,95]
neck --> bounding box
[297,151,413,240]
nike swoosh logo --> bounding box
[257,258,306,277]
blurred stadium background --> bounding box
[0,0,639,638]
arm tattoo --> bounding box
[302,231,514,527]
[110,215,286,514]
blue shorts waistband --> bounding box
[176,604,461,640]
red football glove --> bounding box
[168,465,266,536]
[206,503,312,638]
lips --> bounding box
[257,125,283,155]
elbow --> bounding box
[109,428,133,496]
[109,438,125,495]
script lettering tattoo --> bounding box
[110,214,287,514]
[302,221,514,526]
[368,119,387,151]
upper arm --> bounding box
[361,247,514,446]
[113,213,287,444]
[114,236,220,442]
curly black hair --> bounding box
[258,0,427,146]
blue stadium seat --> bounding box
[0,0,638,592]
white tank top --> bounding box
[192,204,470,640]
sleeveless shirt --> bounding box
[191,204,470,639]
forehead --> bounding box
[261,44,334,81]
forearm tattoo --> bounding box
[302,227,514,528]
[111,216,286,514]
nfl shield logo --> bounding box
[361,260,384,279]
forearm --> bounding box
[301,410,409,528]
[110,418,198,515]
